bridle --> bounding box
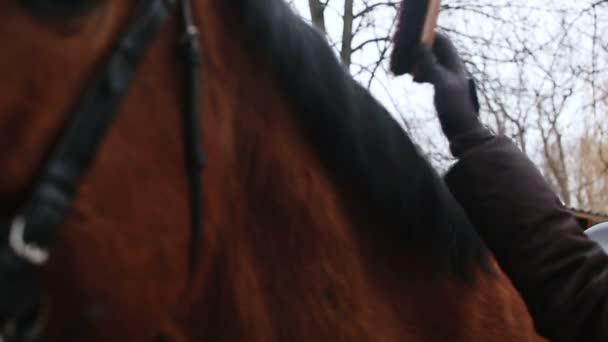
[0,0,204,340]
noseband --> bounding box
[0,0,204,340]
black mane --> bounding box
[223,0,490,280]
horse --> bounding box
[0,0,546,340]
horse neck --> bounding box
[197,2,360,271]
[189,5,415,338]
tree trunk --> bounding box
[308,0,327,34]
[340,0,354,67]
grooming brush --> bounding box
[389,0,441,76]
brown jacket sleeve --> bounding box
[444,135,608,342]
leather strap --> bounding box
[177,0,206,274]
[0,0,207,338]
[4,0,176,254]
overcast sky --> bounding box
[289,0,607,166]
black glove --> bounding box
[413,33,493,156]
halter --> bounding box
[0,0,204,339]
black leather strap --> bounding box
[11,0,206,271]
[178,0,206,274]
[15,0,177,248]
[0,0,207,338]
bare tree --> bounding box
[571,133,608,212]
[294,0,608,210]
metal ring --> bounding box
[180,25,199,44]
[185,25,199,38]
[8,217,49,265]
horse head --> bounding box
[0,1,203,340]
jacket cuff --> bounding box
[448,124,495,158]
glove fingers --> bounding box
[413,45,444,85]
[433,33,467,76]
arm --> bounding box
[446,136,608,342]
[414,33,608,342]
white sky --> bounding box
[290,0,608,168]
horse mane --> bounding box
[222,0,491,280]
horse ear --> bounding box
[389,0,441,76]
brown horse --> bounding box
[0,0,545,341]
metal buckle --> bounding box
[9,217,49,265]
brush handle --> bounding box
[412,0,440,78]
[420,0,440,47]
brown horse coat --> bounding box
[0,0,544,341]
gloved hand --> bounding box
[413,33,493,156]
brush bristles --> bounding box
[390,0,431,75]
